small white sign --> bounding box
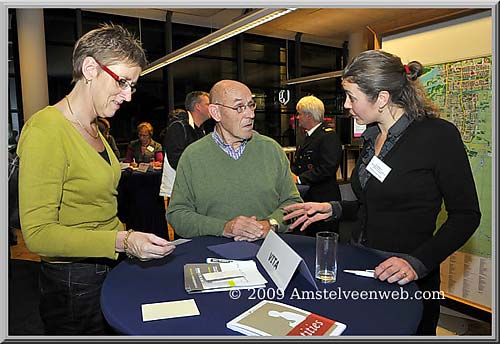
[257,231,317,291]
[146,145,155,152]
[353,121,366,138]
[278,89,290,105]
[366,155,392,182]
[137,163,150,173]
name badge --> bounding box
[146,145,155,152]
[366,155,391,182]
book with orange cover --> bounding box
[226,300,347,336]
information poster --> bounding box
[421,56,492,309]
[353,121,366,138]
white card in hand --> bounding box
[168,238,192,246]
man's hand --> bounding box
[223,216,268,241]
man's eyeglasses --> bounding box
[94,58,136,94]
[214,101,257,114]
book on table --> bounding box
[183,260,267,293]
[226,300,347,336]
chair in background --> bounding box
[163,197,176,241]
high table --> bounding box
[101,234,423,336]
[117,168,168,240]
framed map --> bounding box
[421,56,492,310]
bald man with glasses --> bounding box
[167,80,302,241]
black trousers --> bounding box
[39,259,116,335]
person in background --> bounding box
[17,24,176,335]
[159,108,187,147]
[291,95,343,236]
[168,80,302,240]
[97,117,120,159]
[160,91,214,199]
[163,91,214,170]
[124,121,163,164]
[283,50,481,335]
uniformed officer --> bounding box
[291,95,343,235]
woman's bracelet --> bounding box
[123,229,135,259]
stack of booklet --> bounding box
[226,300,347,336]
[183,260,267,293]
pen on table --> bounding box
[343,269,376,278]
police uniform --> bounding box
[292,124,342,234]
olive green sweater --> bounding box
[17,106,122,262]
[167,132,303,237]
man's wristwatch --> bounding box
[268,218,279,232]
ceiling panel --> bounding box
[87,7,488,47]
[251,8,486,44]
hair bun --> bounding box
[407,61,423,80]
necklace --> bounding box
[65,96,99,139]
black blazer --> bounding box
[292,124,342,202]
[162,118,215,170]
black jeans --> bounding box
[39,259,115,335]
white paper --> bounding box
[141,299,200,322]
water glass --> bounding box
[315,231,339,283]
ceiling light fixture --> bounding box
[281,70,343,86]
[141,8,296,76]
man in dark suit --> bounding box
[291,95,342,235]
[161,91,214,173]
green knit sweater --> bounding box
[17,106,122,262]
[167,132,303,237]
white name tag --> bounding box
[366,155,392,182]
[146,145,155,152]
[256,230,317,291]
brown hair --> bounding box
[342,50,438,120]
[72,23,147,83]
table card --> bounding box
[256,230,318,291]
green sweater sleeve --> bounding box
[17,110,121,260]
[267,147,303,232]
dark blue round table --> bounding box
[101,234,422,335]
[117,169,168,239]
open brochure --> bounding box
[227,300,347,336]
[183,260,267,293]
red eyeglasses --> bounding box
[94,58,136,94]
